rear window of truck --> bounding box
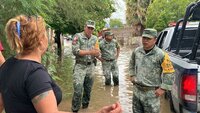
[170,27,200,59]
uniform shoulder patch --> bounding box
[161,53,175,73]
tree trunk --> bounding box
[55,30,62,60]
[132,23,145,36]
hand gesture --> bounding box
[96,102,122,113]
[155,88,165,97]
[129,76,136,83]
[90,49,100,56]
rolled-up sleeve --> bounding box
[160,53,175,90]
[161,73,174,90]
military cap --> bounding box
[142,28,158,38]
[85,20,95,29]
[104,31,114,36]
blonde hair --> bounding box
[5,15,46,54]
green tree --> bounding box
[0,0,115,57]
[0,0,56,34]
[126,0,152,35]
[126,0,151,26]
[110,19,124,28]
[146,0,195,31]
[48,0,115,35]
[0,0,56,57]
[48,0,115,57]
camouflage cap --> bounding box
[104,31,114,36]
[86,20,95,29]
[142,28,157,38]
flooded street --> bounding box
[58,40,172,113]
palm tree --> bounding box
[126,0,152,35]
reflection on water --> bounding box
[118,47,133,113]
[59,40,171,113]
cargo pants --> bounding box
[71,63,95,112]
[132,85,160,113]
[102,60,119,85]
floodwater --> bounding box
[58,40,172,113]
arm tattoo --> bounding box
[32,91,49,104]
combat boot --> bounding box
[82,104,88,109]
[114,82,119,86]
[105,78,111,85]
[73,110,78,113]
[113,78,119,86]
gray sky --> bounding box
[111,0,126,24]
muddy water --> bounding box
[59,40,172,113]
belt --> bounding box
[76,60,93,65]
[104,59,115,62]
[133,83,158,91]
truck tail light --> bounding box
[181,75,197,102]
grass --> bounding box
[54,56,74,99]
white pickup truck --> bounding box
[156,1,200,113]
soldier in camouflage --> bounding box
[71,20,100,113]
[98,31,120,86]
[98,27,110,42]
[129,28,175,113]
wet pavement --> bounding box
[58,40,172,113]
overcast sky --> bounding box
[110,0,126,24]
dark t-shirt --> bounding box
[0,57,62,113]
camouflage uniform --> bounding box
[129,28,174,113]
[71,21,98,112]
[100,32,120,85]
